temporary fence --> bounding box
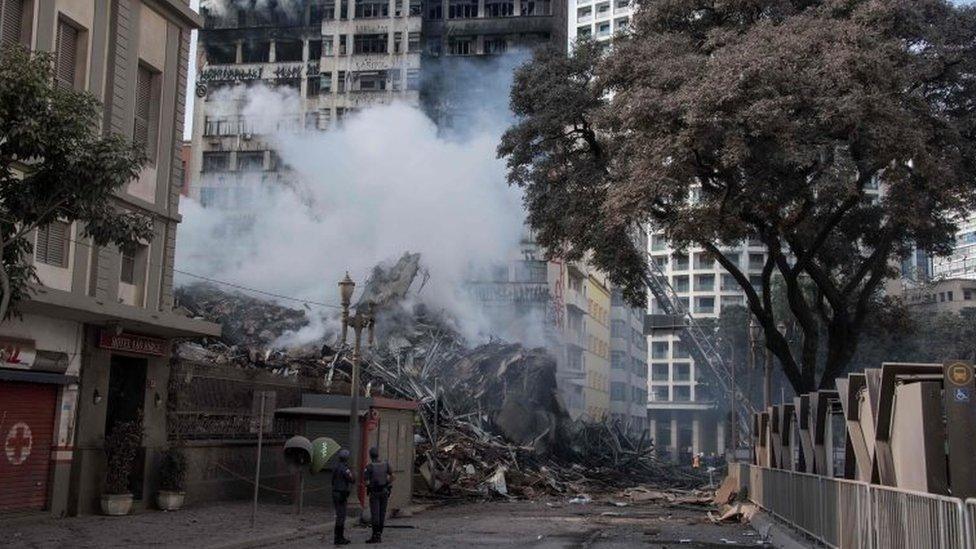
[734,463,972,549]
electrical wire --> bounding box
[62,236,345,310]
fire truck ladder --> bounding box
[643,257,756,444]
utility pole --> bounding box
[729,344,737,458]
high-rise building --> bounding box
[645,232,769,461]
[567,0,631,46]
[190,0,421,206]
[0,0,218,516]
[932,214,976,280]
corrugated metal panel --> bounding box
[1,0,24,47]
[305,418,351,448]
[0,381,56,512]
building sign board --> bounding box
[98,332,167,356]
[0,340,37,370]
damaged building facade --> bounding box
[0,0,218,516]
[189,0,422,206]
[190,0,567,201]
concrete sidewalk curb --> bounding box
[206,524,331,549]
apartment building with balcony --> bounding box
[646,233,768,462]
[0,0,218,516]
[567,0,630,46]
[190,0,421,207]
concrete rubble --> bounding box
[173,253,711,500]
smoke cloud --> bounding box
[177,57,534,347]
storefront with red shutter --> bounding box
[0,317,80,516]
[0,381,58,512]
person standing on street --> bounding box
[331,449,353,545]
[363,446,394,544]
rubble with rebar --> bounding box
[173,254,711,500]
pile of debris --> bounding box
[172,254,710,498]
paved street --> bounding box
[272,499,763,548]
[0,498,764,548]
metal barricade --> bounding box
[966,499,976,549]
[870,485,968,549]
[738,465,968,549]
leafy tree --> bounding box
[0,46,150,319]
[499,0,976,392]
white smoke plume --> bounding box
[177,59,535,347]
[200,0,305,17]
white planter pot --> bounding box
[157,490,185,511]
[100,493,134,516]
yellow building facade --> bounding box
[583,270,611,420]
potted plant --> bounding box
[156,447,187,511]
[101,418,142,516]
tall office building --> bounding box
[567,0,630,46]
[646,233,769,461]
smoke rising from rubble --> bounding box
[177,56,537,348]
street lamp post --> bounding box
[337,274,375,492]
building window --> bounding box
[241,40,270,63]
[237,151,264,172]
[307,74,322,96]
[304,112,319,130]
[651,363,668,381]
[749,253,765,270]
[484,37,507,54]
[356,71,387,91]
[1,0,26,47]
[672,254,689,271]
[674,386,691,401]
[651,341,669,360]
[205,43,236,64]
[611,382,626,401]
[55,18,79,90]
[520,0,550,15]
[673,363,690,381]
[694,274,714,291]
[597,22,610,36]
[274,39,302,62]
[485,0,514,16]
[672,275,689,293]
[337,71,346,92]
[651,386,669,401]
[577,25,592,38]
[120,245,137,284]
[308,39,322,60]
[965,289,973,300]
[353,33,387,54]
[394,31,402,53]
[694,252,714,270]
[36,221,70,268]
[395,0,403,16]
[448,37,473,55]
[134,64,160,164]
[448,0,478,18]
[323,36,334,56]
[695,296,715,314]
[409,0,422,15]
[406,69,420,90]
[339,34,348,55]
[407,31,420,52]
[202,151,230,172]
[428,2,442,18]
[355,0,389,18]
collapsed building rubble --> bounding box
[173,254,711,500]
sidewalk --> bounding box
[1,501,339,549]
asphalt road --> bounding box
[270,498,765,548]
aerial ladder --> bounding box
[643,256,757,447]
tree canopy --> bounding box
[0,46,151,319]
[499,0,976,392]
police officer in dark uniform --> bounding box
[363,446,394,544]
[331,449,353,545]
